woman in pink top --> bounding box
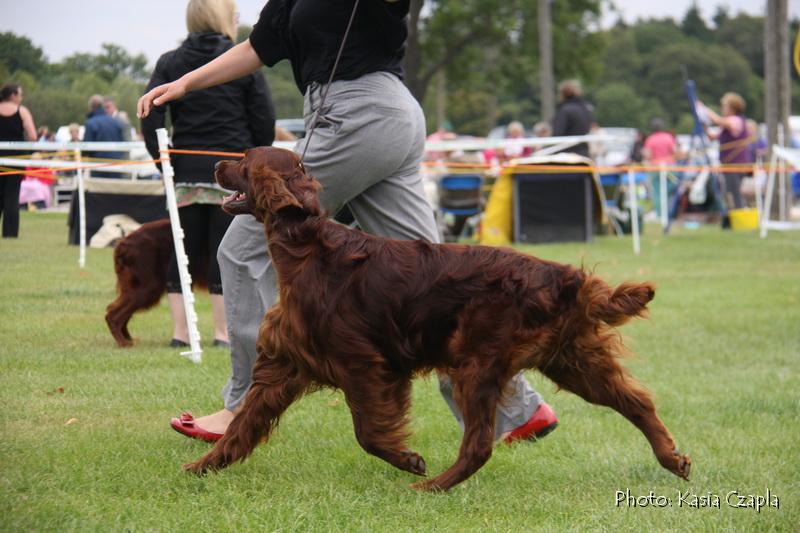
[642,118,677,216]
[643,118,676,165]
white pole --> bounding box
[778,124,786,221]
[627,168,640,255]
[778,156,786,222]
[659,163,668,231]
[760,151,777,238]
[75,149,87,269]
[754,158,764,232]
[156,128,202,363]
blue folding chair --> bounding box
[599,171,648,235]
[438,174,483,240]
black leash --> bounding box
[300,0,361,163]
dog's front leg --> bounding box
[185,351,307,474]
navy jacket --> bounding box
[84,107,125,160]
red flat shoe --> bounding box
[504,402,558,444]
[170,412,224,443]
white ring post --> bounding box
[659,163,668,231]
[75,149,87,268]
[754,159,764,233]
[761,151,777,239]
[778,125,786,222]
[157,128,202,363]
[627,168,640,255]
[779,156,786,222]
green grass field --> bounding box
[1,211,798,532]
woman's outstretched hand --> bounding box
[137,81,187,118]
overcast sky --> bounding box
[1,0,795,68]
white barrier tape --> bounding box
[0,141,145,151]
[0,135,620,158]
[424,134,625,152]
[0,157,155,173]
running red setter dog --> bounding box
[105,219,207,347]
[185,147,690,491]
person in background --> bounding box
[103,96,132,141]
[36,125,51,142]
[139,0,557,445]
[532,121,552,138]
[498,121,532,162]
[0,83,37,238]
[425,122,457,162]
[528,121,552,154]
[551,79,594,157]
[629,130,644,164]
[20,152,56,211]
[83,94,125,177]
[745,119,767,162]
[68,123,81,142]
[700,92,752,218]
[141,0,275,349]
[643,119,677,165]
[642,118,678,216]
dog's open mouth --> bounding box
[222,191,248,213]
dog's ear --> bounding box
[287,167,322,216]
[252,163,302,214]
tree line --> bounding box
[1,2,797,139]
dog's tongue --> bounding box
[222,191,247,208]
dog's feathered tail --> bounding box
[579,276,655,327]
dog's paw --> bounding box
[664,449,691,480]
[183,460,211,476]
[400,450,427,476]
[674,450,692,480]
[409,479,444,492]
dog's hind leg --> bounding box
[341,371,426,477]
[184,350,307,475]
[540,357,690,480]
[105,300,136,347]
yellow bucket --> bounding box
[728,208,759,231]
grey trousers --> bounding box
[218,72,541,438]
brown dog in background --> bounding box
[105,219,207,347]
[184,147,690,491]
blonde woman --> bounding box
[140,0,276,348]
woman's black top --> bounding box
[142,32,276,184]
[0,108,24,141]
[0,108,26,157]
[249,0,410,94]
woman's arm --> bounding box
[138,40,263,118]
[19,106,37,141]
[701,103,743,137]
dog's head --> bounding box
[215,147,321,222]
